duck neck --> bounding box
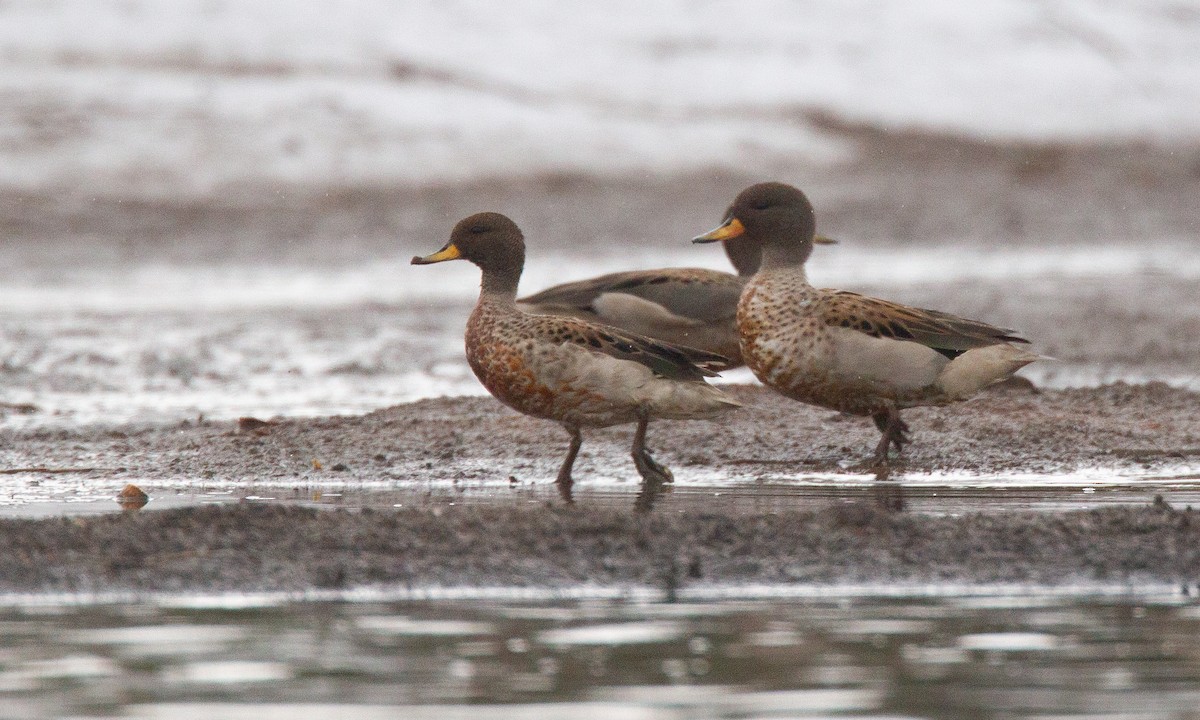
[759,237,813,272]
[479,268,521,303]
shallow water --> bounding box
[2,592,1199,720]
[4,466,1200,519]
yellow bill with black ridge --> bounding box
[693,217,745,243]
[693,217,838,245]
[411,243,462,265]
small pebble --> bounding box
[117,483,149,510]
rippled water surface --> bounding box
[2,593,1199,720]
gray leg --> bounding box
[870,407,910,465]
[556,425,582,504]
[631,414,673,484]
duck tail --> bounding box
[937,343,1043,400]
[646,379,743,419]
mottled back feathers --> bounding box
[527,313,726,381]
[820,291,1029,359]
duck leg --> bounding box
[631,414,674,484]
[870,407,910,465]
[556,425,583,504]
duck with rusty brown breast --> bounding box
[413,212,741,505]
[694,182,1042,469]
[518,222,836,367]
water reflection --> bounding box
[1,594,1198,719]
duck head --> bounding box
[412,212,526,296]
[694,182,821,269]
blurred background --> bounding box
[1,0,1198,427]
[2,3,1200,718]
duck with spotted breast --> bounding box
[693,182,1041,470]
[518,221,836,366]
[414,212,741,506]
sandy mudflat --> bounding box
[1,382,1199,594]
[8,381,1199,488]
[2,124,1199,595]
[1,497,1197,596]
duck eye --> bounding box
[469,225,487,234]
[752,200,771,210]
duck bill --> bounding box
[411,243,462,265]
[813,234,837,245]
[692,217,745,244]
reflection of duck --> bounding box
[518,226,835,367]
[413,212,741,506]
[695,182,1041,469]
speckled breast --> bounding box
[464,303,634,427]
[737,274,888,417]
[465,305,559,420]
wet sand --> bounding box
[2,381,1199,594]
[3,124,1200,595]
[2,493,1198,595]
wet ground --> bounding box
[1,381,1199,594]
[2,125,1199,593]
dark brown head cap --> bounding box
[728,182,815,240]
[412,212,526,295]
[696,183,817,269]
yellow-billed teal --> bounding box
[414,212,741,504]
[694,182,1041,467]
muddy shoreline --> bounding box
[2,501,1197,596]
[6,382,1199,486]
[2,382,1199,594]
[3,125,1200,595]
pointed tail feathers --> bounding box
[645,378,743,420]
[938,343,1043,400]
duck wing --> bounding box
[529,315,730,381]
[820,290,1029,360]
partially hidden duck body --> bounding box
[694,182,1041,468]
[517,220,836,367]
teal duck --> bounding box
[414,212,741,503]
[694,182,1041,468]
